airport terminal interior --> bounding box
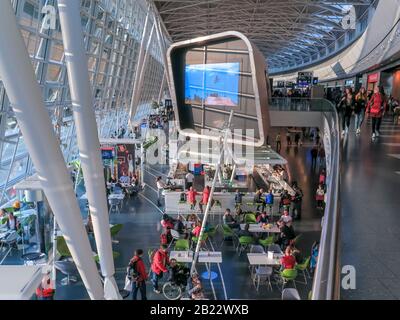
[0,0,400,301]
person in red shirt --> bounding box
[280,246,296,270]
[192,221,202,238]
[186,187,198,210]
[366,85,386,140]
[199,186,212,213]
[128,249,148,300]
[150,245,169,294]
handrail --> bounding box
[270,97,341,300]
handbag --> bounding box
[124,275,132,291]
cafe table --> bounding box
[240,223,281,234]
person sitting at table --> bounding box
[186,187,198,210]
[189,273,205,300]
[277,221,296,249]
[6,212,19,231]
[254,188,265,212]
[280,210,293,226]
[256,211,269,224]
[223,209,239,230]
[288,244,304,264]
[191,221,202,238]
[237,223,252,238]
[280,246,296,270]
[173,216,187,238]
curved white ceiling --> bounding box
[272,0,400,82]
[153,0,375,71]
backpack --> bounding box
[127,259,139,282]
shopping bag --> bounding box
[124,276,132,291]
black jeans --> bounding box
[371,117,382,134]
[342,113,351,131]
[132,281,147,300]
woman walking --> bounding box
[339,87,355,136]
[366,86,386,140]
[354,87,367,135]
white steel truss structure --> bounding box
[0,0,170,206]
[153,0,377,72]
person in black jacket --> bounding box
[276,221,296,249]
[339,87,355,135]
[168,259,190,287]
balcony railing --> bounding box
[270,97,341,300]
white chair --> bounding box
[168,229,182,249]
[267,244,282,254]
[250,245,265,254]
[282,288,301,300]
[253,266,273,291]
[108,198,121,214]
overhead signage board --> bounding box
[297,71,313,86]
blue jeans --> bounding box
[131,281,147,300]
[151,271,163,290]
[355,112,364,130]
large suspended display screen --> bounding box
[185,62,240,107]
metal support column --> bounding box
[57,0,121,300]
[128,7,151,129]
[190,111,234,275]
[129,23,156,127]
[0,0,104,300]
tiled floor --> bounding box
[341,116,400,300]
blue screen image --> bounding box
[185,62,240,107]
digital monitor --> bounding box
[185,62,240,107]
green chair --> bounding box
[220,224,237,247]
[207,226,217,238]
[295,256,311,284]
[1,216,9,225]
[192,233,208,250]
[110,224,123,237]
[244,214,257,224]
[174,239,189,251]
[258,235,274,249]
[57,236,72,258]
[94,251,120,263]
[237,236,254,256]
[280,268,298,291]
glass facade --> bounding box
[0,0,169,206]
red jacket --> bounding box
[367,93,385,118]
[151,249,169,275]
[130,256,148,282]
[187,190,198,203]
